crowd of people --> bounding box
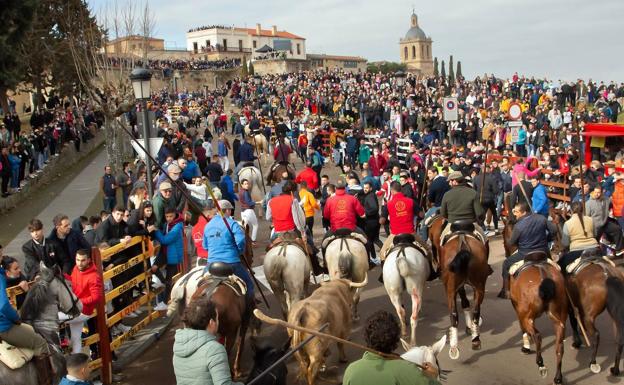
[0,97,100,198]
[106,57,241,72]
[2,67,624,384]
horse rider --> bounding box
[418,166,450,241]
[202,200,254,302]
[498,201,556,299]
[266,180,324,275]
[380,181,436,280]
[557,201,600,272]
[273,137,293,165]
[234,136,258,181]
[323,178,366,233]
[1,264,54,385]
[439,171,487,244]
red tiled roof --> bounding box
[307,54,367,62]
[234,28,305,40]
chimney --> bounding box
[271,25,277,36]
[256,23,261,35]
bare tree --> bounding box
[139,1,157,62]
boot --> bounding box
[427,260,439,281]
[497,276,510,299]
[378,260,385,283]
[34,355,52,385]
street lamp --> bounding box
[394,71,407,159]
[130,67,160,197]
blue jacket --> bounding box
[217,140,228,157]
[516,128,527,145]
[238,142,256,162]
[510,213,552,256]
[220,176,237,202]
[532,183,549,215]
[154,220,184,265]
[58,377,91,385]
[182,160,201,183]
[203,215,245,264]
[0,268,20,332]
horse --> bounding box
[263,242,311,319]
[168,224,257,379]
[565,253,624,375]
[238,165,266,215]
[244,126,270,166]
[509,252,567,384]
[323,232,369,320]
[1,264,82,385]
[433,220,491,359]
[266,163,295,185]
[383,240,429,347]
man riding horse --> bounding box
[234,136,258,181]
[439,171,487,247]
[498,201,556,299]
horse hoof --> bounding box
[539,366,548,378]
[521,347,533,355]
[320,364,327,373]
[590,363,601,374]
[610,366,620,376]
[449,346,460,360]
[471,338,481,351]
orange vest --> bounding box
[613,181,624,218]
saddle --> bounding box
[0,326,35,370]
[566,248,614,276]
[441,220,484,245]
[450,220,474,233]
[266,232,309,255]
[509,251,560,278]
[389,233,433,264]
[424,211,442,227]
[198,263,247,298]
[321,228,368,255]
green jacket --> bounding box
[172,328,243,385]
[358,145,372,164]
[440,184,484,223]
[342,352,441,385]
[152,191,177,229]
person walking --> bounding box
[100,165,118,212]
[238,179,258,245]
[299,181,320,237]
[217,132,230,172]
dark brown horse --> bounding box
[430,218,491,359]
[509,254,567,384]
[565,256,624,375]
[188,224,257,379]
[266,162,295,185]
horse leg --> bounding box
[233,321,249,379]
[388,288,407,338]
[612,338,623,376]
[568,305,583,349]
[584,314,601,373]
[273,284,289,320]
[447,285,460,360]
[552,315,566,384]
[520,316,547,377]
[409,287,422,347]
[459,286,472,335]
[471,285,485,350]
[353,289,362,322]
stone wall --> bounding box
[252,59,309,75]
[0,130,105,214]
[149,67,242,91]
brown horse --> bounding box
[565,256,624,375]
[509,254,567,384]
[430,218,491,359]
[266,162,295,185]
[187,225,257,379]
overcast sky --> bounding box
[89,0,623,81]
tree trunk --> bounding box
[103,115,133,173]
[0,86,9,115]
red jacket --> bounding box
[269,194,296,232]
[387,192,415,235]
[368,155,387,177]
[70,263,104,316]
[323,189,365,231]
[273,144,293,162]
[192,216,210,259]
[295,167,319,190]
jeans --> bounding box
[67,313,92,353]
[418,206,440,241]
[229,262,254,300]
[103,196,116,212]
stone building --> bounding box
[399,12,433,75]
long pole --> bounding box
[247,323,329,385]
[575,123,586,211]
[479,139,490,204]
[141,101,153,197]
[118,123,270,308]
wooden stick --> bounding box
[564,288,591,347]
[252,309,427,369]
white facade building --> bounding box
[186,23,306,60]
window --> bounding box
[412,46,416,59]
[193,42,198,53]
[427,45,430,59]
[205,40,210,48]
[297,43,301,55]
[343,61,357,68]
[131,44,136,50]
[421,46,425,59]
[223,39,227,50]
[253,40,257,49]
[404,46,408,60]
[238,39,243,52]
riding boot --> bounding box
[427,260,439,281]
[497,276,510,299]
[307,245,326,276]
[34,355,53,385]
[378,260,384,283]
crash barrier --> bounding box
[5,235,190,384]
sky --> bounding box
[88,0,624,82]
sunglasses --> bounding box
[162,189,172,193]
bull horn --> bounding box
[349,274,368,288]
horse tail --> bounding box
[338,250,352,279]
[538,278,556,304]
[606,276,624,345]
[396,250,411,278]
[289,304,309,351]
[448,250,471,274]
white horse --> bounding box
[167,265,207,317]
[263,243,311,319]
[324,235,369,320]
[244,126,270,166]
[401,336,448,382]
[238,166,265,203]
[383,244,430,347]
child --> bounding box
[58,353,92,385]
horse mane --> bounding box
[20,277,54,320]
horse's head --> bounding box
[21,262,81,321]
[246,336,291,385]
[51,272,82,318]
[401,335,447,381]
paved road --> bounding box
[118,155,624,385]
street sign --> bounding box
[443,97,458,121]
[508,121,523,143]
[131,138,164,162]
[508,103,522,121]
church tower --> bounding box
[399,11,433,75]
